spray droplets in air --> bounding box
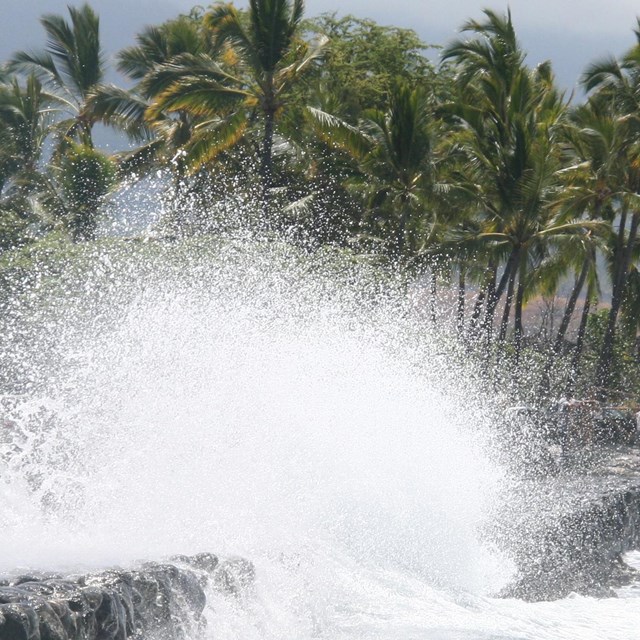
[0,236,508,596]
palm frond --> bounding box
[148,77,248,121]
[306,106,372,159]
[185,110,248,169]
[8,51,69,98]
[87,85,153,141]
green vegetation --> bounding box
[3,2,640,404]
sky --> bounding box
[3,0,640,91]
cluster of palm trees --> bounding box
[2,1,640,400]
[0,5,115,244]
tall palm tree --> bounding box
[308,80,434,258]
[86,14,216,198]
[8,4,106,149]
[0,74,55,195]
[442,10,573,360]
[579,31,640,394]
[0,74,61,248]
[147,0,327,213]
[118,11,211,83]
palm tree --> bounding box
[0,74,60,248]
[0,74,55,195]
[147,0,327,213]
[86,13,216,210]
[118,10,211,83]
[58,143,116,241]
[24,142,117,242]
[8,4,106,149]
[442,11,531,341]
[543,101,628,394]
[579,31,640,394]
[442,10,574,360]
[308,80,434,258]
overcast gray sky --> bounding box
[3,0,640,90]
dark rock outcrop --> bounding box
[496,446,640,601]
[0,552,254,640]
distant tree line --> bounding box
[2,1,640,403]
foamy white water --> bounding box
[204,553,640,640]
[1,238,638,639]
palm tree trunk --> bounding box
[498,262,518,342]
[429,269,437,325]
[468,263,496,339]
[539,256,590,395]
[467,287,485,335]
[72,204,99,242]
[457,267,466,335]
[556,258,590,349]
[485,248,518,339]
[483,265,499,347]
[78,116,94,149]
[567,294,592,396]
[513,268,526,364]
[595,211,640,394]
[260,102,276,219]
[610,209,628,299]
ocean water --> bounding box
[0,238,638,639]
[203,550,640,640]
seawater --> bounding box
[0,237,638,640]
[204,550,640,640]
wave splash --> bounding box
[1,238,511,637]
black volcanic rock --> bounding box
[0,552,253,640]
[496,446,640,600]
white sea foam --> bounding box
[0,237,637,639]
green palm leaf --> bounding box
[186,110,248,168]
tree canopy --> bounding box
[3,1,640,402]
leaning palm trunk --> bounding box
[485,248,519,341]
[259,104,276,218]
[567,294,592,395]
[538,257,590,395]
[595,211,640,394]
[457,268,466,335]
[513,271,526,364]
[494,260,519,371]
[498,262,518,342]
[467,264,496,342]
[467,287,485,339]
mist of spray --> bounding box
[0,236,511,636]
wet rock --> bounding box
[125,563,206,638]
[34,601,67,640]
[191,552,219,574]
[496,446,640,601]
[0,552,247,640]
[47,601,79,640]
[13,574,63,587]
[0,603,40,640]
[94,587,128,640]
[212,557,256,596]
[170,553,219,590]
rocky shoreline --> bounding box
[2,448,640,639]
[0,552,254,640]
[496,445,640,601]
